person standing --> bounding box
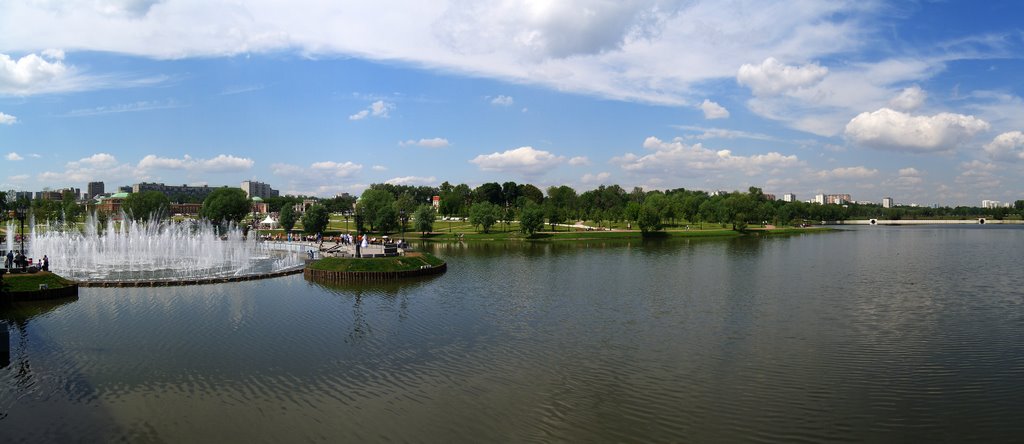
[41,255,49,272]
[4,250,11,269]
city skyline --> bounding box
[2,1,1024,205]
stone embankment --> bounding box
[304,262,446,283]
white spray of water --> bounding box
[27,212,305,282]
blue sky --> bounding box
[1,1,1023,206]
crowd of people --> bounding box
[4,250,49,272]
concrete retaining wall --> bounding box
[304,262,447,283]
[1,283,79,303]
[77,266,305,288]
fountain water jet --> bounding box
[27,212,305,283]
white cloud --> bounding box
[568,156,590,166]
[0,112,17,124]
[898,167,921,177]
[349,100,393,120]
[490,95,514,106]
[469,146,565,174]
[7,174,29,182]
[137,154,254,172]
[5,152,23,161]
[844,108,989,153]
[674,125,776,141]
[39,153,137,183]
[385,175,437,186]
[889,85,926,111]
[0,51,69,95]
[0,1,875,104]
[399,137,450,148]
[310,161,363,178]
[817,166,879,179]
[983,131,1024,161]
[737,57,828,96]
[699,99,729,119]
[613,136,802,176]
[581,172,611,183]
[372,165,387,171]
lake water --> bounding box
[2,225,1023,442]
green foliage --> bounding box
[279,205,297,232]
[637,204,663,233]
[122,191,171,222]
[414,205,435,234]
[301,204,330,234]
[469,201,500,233]
[358,189,397,232]
[201,187,250,224]
[519,203,545,235]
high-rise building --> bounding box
[814,194,826,205]
[88,181,105,198]
[241,181,280,199]
[882,197,894,208]
[133,182,218,201]
[783,193,796,202]
[982,199,1001,209]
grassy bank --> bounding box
[308,252,445,273]
[2,271,76,293]
[400,226,834,242]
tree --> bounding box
[201,187,250,224]
[61,191,83,222]
[279,205,297,232]
[301,204,330,235]
[474,182,503,205]
[469,201,499,233]
[637,204,663,233]
[1015,200,1024,211]
[122,191,171,222]
[519,202,545,236]
[414,205,435,234]
[358,189,396,232]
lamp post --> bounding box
[12,206,27,255]
[400,209,406,241]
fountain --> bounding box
[25,213,306,284]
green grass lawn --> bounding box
[308,252,444,273]
[2,271,76,292]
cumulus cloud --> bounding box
[310,161,364,177]
[0,112,16,124]
[889,85,926,111]
[568,156,590,166]
[490,95,514,106]
[612,136,802,176]
[844,108,989,152]
[581,172,611,183]
[983,131,1024,161]
[349,100,393,120]
[817,166,879,179]
[38,152,137,183]
[399,137,450,148]
[699,99,730,119]
[737,57,828,96]
[385,176,437,186]
[0,51,69,95]
[469,146,565,174]
[137,154,254,172]
[898,167,921,177]
[5,152,23,161]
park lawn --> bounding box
[308,252,444,272]
[2,271,76,292]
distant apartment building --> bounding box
[782,193,796,202]
[982,199,1001,209]
[133,182,218,201]
[87,181,105,199]
[814,194,826,205]
[882,197,894,208]
[118,186,132,193]
[763,193,776,201]
[241,180,280,199]
[826,194,851,205]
